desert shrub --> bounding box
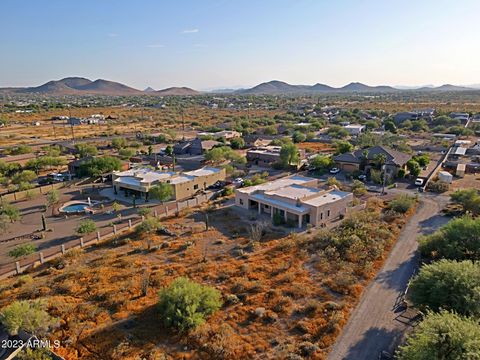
[137,207,152,217]
[136,217,162,235]
[389,195,416,213]
[16,347,53,360]
[409,259,480,316]
[8,243,36,258]
[158,277,222,332]
[0,299,56,336]
[272,213,284,226]
[75,219,97,235]
[427,180,449,193]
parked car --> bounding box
[329,167,340,174]
[233,178,244,187]
[358,174,367,182]
[415,178,424,186]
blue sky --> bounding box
[1,0,480,90]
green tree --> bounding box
[138,207,152,217]
[8,243,36,258]
[292,130,307,143]
[118,148,136,160]
[0,300,55,336]
[409,260,480,316]
[75,143,98,158]
[158,277,222,332]
[419,216,480,261]
[396,311,480,360]
[406,159,421,177]
[78,156,122,177]
[165,145,173,156]
[334,140,353,154]
[11,170,36,185]
[16,347,53,360]
[46,190,59,215]
[149,183,174,203]
[111,137,128,150]
[279,143,300,168]
[75,219,97,235]
[1,203,21,223]
[309,155,333,172]
[230,137,245,149]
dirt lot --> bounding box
[0,196,413,360]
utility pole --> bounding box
[181,107,185,141]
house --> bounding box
[112,167,226,201]
[173,138,221,155]
[197,130,241,140]
[246,146,306,168]
[67,117,82,126]
[243,135,275,148]
[450,112,469,123]
[393,112,419,124]
[235,175,354,228]
[333,145,411,177]
[343,124,365,135]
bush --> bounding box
[409,260,480,316]
[427,180,449,193]
[397,311,480,360]
[158,277,222,331]
[75,219,97,235]
[136,217,162,235]
[389,195,416,213]
[419,216,480,261]
[0,300,55,336]
[8,243,36,258]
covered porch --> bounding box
[247,198,310,228]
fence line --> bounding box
[0,192,216,280]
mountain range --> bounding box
[0,77,200,96]
[0,77,478,96]
[235,80,476,94]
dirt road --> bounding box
[327,194,450,360]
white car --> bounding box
[329,168,340,174]
[358,174,367,181]
[415,178,424,186]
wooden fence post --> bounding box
[128,219,132,229]
[15,261,21,274]
[113,225,117,235]
[80,237,84,247]
[154,210,158,217]
[39,252,44,264]
[61,244,65,254]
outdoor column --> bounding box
[271,207,274,219]
[284,210,288,222]
[258,202,261,214]
[298,214,302,229]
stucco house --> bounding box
[112,167,226,201]
[235,175,353,228]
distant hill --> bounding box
[144,86,156,92]
[238,80,398,94]
[18,77,142,95]
[154,87,200,96]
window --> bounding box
[194,184,199,190]
[239,199,244,205]
[327,210,330,217]
[264,204,269,209]
[320,213,323,220]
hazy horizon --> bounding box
[1,0,480,90]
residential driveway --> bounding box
[327,193,450,360]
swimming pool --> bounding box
[60,202,90,213]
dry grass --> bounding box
[0,199,414,359]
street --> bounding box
[327,193,450,360]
